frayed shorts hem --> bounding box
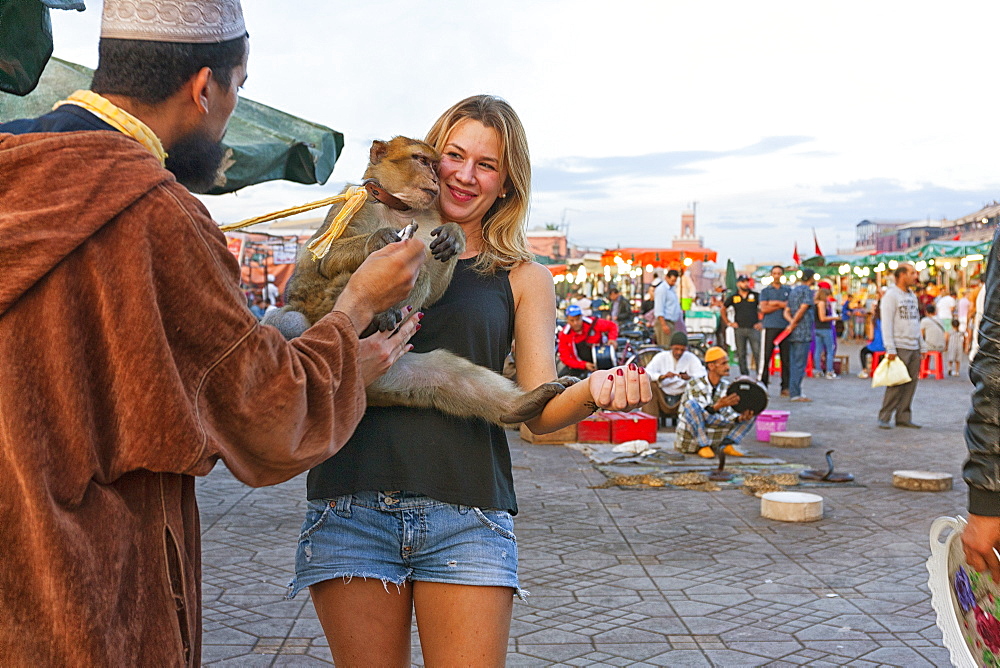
[287,571,528,602]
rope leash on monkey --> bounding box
[218,180,411,261]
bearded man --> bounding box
[0,1,425,664]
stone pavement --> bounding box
[199,343,969,666]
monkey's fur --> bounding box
[264,136,576,426]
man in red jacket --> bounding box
[558,304,620,377]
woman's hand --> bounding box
[357,308,421,386]
[587,363,652,412]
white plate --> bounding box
[927,516,1000,667]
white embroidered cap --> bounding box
[101,0,246,44]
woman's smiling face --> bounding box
[437,119,508,226]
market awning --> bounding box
[600,246,717,267]
[0,57,344,194]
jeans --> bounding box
[288,491,523,600]
[788,340,810,398]
[814,328,835,374]
[733,327,762,377]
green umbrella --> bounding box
[725,258,737,295]
[0,57,344,194]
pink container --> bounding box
[756,410,790,442]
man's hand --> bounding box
[678,372,690,380]
[753,323,763,331]
[585,362,597,372]
[887,353,897,362]
[588,363,652,412]
[663,371,677,378]
[963,514,1000,582]
[713,393,740,411]
[357,309,421,386]
[737,409,755,423]
[334,239,426,335]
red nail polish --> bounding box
[415,323,421,331]
[405,305,413,312]
[608,374,615,381]
[417,312,424,320]
[617,369,624,376]
[638,367,646,374]
[629,363,637,371]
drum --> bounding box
[725,375,769,413]
[591,344,616,370]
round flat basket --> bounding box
[926,516,1000,667]
[726,376,769,414]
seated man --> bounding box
[558,304,619,377]
[645,332,706,410]
[674,346,757,458]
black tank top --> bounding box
[306,258,518,513]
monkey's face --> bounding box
[365,137,441,211]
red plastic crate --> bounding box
[606,411,657,444]
[577,414,611,443]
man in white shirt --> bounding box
[645,332,706,404]
[936,289,957,332]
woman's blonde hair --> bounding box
[425,95,533,274]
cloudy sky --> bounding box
[50,1,1000,265]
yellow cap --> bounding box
[704,346,728,363]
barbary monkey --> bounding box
[264,136,577,426]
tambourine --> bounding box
[725,375,769,414]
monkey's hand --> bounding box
[500,381,568,425]
[365,227,404,256]
[429,223,465,262]
[555,376,582,389]
[360,307,404,337]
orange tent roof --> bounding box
[600,247,717,267]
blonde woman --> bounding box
[287,95,651,666]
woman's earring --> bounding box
[500,193,507,199]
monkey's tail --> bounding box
[365,349,566,427]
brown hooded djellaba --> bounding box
[0,129,367,665]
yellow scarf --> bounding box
[54,90,167,166]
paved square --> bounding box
[200,344,967,666]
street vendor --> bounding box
[557,304,619,377]
[645,331,706,407]
[674,346,757,459]
[0,1,427,664]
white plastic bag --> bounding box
[871,357,911,388]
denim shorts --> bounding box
[286,491,524,599]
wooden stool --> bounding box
[893,470,952,491]
[769,431,812,448]
[920,351,944,380]
[519,423,577,444]
[761,491,824,522]
[834,354,849,375]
